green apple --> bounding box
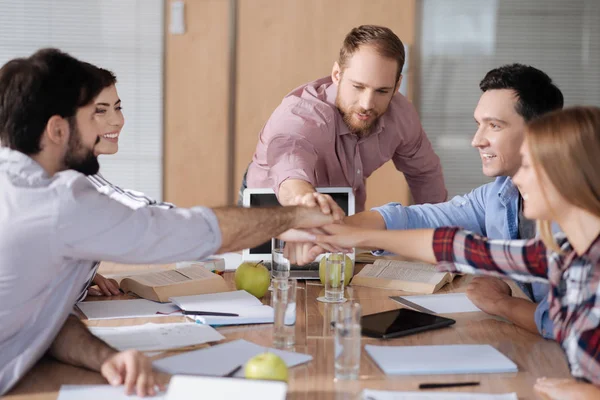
[235,261,270,299]
[319,254,354,286]
[244,352,288,382]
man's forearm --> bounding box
[212,206,300,253]
[278,179,315,206]
[496,297,540,335]
[48,315,116,371]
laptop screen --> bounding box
[244,188,354,257]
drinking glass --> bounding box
[271,238,291,280]
[334,302,362,380]
[272,278,297,348]
[324,252,345,302]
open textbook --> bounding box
[118,261,229,302]
[351,259,456,294]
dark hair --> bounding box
[479,64,564,122]
[97,67,117,89]
[339,25,405,82]
[0,48,105,155]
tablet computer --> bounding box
[361,308,456,339]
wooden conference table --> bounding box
[6,262,571,399]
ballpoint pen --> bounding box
[181,310,239,317]
[419,381,480,389]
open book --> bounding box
[119,262,229,303]
[350,259,456,294]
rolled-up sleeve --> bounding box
[57,175,222,264]
[266,134,318,193]
[534,294,554,339]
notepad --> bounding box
[362,389,517,400]
[57,385,166,400]
[165,375,286,400]
[392,293,482,314]
[170,290,274,325]
[153,339,312,377]
[365,344,518,375]
[89,322,225,352]
[77,299,179,320]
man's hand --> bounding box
[88,273,121,296]
[466,277,512,316]
[101,350,167,397]
[534,377,600,400]
[292,192,345,221]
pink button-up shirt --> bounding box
[246,76,447,212]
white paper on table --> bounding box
[57,385,166,400]
[362,389,517,400]
[89,322,225,352]
[77,299,179,320]
[365,344,518,375]
[170,290,274,326]
[153,339,312,377]
[394,293,481,314]
[215,252,243,270]
[165,375,286,400]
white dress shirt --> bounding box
[0,148,222,394]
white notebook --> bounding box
[77,299,178,320]
[89,322,224,352]
[169,290,274,325]
[393,293,482,314]
[153,339,312,377]
[365,344,518,375]
[57,385,166,400]
[165,375,286,400]
[362,389,517,400]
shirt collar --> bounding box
[497,176,519,205]
[0,147,51,184]
[324,80,386,139]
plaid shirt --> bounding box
[433,227,600,384]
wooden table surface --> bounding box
[5,263,571,399]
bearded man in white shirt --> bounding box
[0,49,337,396]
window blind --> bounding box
[419,0,600,197]
[0,0,164,200]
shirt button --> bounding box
[357,169,361,175]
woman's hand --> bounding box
[534,377,600,400]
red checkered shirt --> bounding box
[433,227,600,384]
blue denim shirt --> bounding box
[373,176,553,339]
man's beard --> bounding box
[335,97,382,138]
[63,119,100,176]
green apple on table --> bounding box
[235,261,270,299]
[319,254,354,286]
[244,352,289,382]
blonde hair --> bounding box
[526,106,600,251]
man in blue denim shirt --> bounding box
[346,64,563,339]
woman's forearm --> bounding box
[359,229,437,264]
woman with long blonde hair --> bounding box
[315,106,600,398]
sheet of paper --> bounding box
[170,290,274,325]
[165,375,286,400]
[362,389,517,400]
[169,290,262,311]
[77,299,179,320]
[215,252,243,270]
[89,322,225,351]
[360,261,443,284]
[393,293,482,314]
[154,339,312,377]
[365,344,518,375]
[57,385,166,400]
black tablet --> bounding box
[361,308,455,339]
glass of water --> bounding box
[324,252,345,302]
[271,238,291,280]
[272,278,297,348]
[334,302,362,380]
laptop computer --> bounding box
[242,187,355,279]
